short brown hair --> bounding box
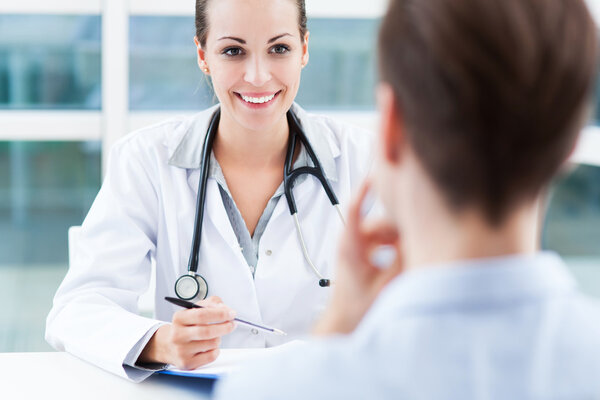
[195,0,308,48]
[379,0,598,225]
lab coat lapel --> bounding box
[186,170,240,254]
[204,179,239,249]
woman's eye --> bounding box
[270,44,290,55]
[223,47,243,57]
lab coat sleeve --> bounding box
[329,117,378,213]
[45,135,165,382]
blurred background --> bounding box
[0,0,599,352]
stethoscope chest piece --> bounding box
[175,273,208,301]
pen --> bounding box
[164,296,287,336]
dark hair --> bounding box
[195,0,307,48]
[378,0,598,225]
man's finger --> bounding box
[348,180,372,225]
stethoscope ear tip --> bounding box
[319,279,331,287]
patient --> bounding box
[214,0,600,398]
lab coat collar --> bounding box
[167,103,339,182]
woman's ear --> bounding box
[301,31,310,68]
[194,36,210,74]
[377,83,404,165]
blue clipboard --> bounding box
[157,369,221,380]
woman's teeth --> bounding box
[240,93,276,104]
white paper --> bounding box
[163,340,304,378]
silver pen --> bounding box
[164,296,287,335]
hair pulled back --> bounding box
[195,0,307,48]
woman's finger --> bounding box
[198,296,223,307]
[176,348,220,370]
[189,348,220,369]
[187,337,221,354]
[173,320,235,343]
[187,320,236,340]
[173,306,236,326]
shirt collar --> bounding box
[376,252,577,312]
[167,103,338,182]
[209,142,312,199]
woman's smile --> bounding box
[234,90,282,109]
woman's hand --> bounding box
[138,296,236,369]
[314,180,403,336]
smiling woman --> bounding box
[44,0,375,382]
[196,0,308,135]
[194,0,312,238]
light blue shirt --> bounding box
[214,252,600,399]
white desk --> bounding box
[0,352,214,399]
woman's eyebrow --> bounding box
[218,36,245,44]
[268,33,292,43]
[217,33,292,44]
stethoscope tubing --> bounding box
[187,109,220,274]
[183,106,341,288]
[284,111,340,215]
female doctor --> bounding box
[45,0,373,382]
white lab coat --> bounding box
[45,103,374,381]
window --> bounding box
[543,164,600,297]
[0,141,101,351]
[129,16,214,111]
[1,1,599,354]
[0,15,101,110]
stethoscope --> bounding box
[174,107,345,301]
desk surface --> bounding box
[0,352,214,399]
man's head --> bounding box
[375,0,598,227]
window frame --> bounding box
[0,0,599,170]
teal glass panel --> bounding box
[543,164,600,297]
[296,18,378,110]
[0,141,101,351]
[129,16,214,111]
[0,15,101,110]
[0,142,101,264]
[129,16,379,111]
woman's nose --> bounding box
[244,56,271,87]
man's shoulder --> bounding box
[213,337,363,400]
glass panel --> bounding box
[129,16,214,111]
[296,18,378,110]
[0,15,101,110]
[542,164,600,297]
[129,16,379,111]
[0,141,101,351]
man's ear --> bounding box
[377,83,404,165]
[194,36,210,74]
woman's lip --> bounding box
[235,91,281,97]
[234,90,282,107]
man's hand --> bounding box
[314,181,403,335]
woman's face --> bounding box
[197,0,308,132]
